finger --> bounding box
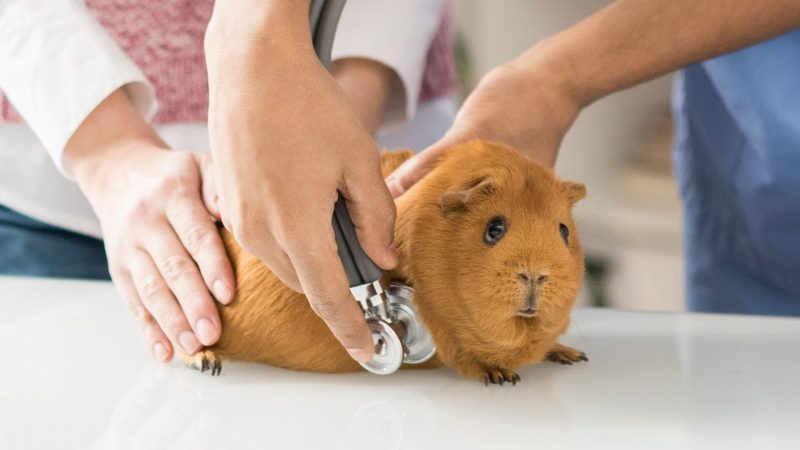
[385,142,449,198]
[229,217,303,291]
[282,216,374,363]
[143,222,222,347]
[250,234,304,292]
[194,153,221,220]
[128,251,203,355]
[210,155,232,233]
[165,191,235,305]
[342,156,398,271]
[111,267,174,362]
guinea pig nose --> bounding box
[517,272,549,285]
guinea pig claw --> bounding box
[213,358,222,376]
[182,350,222,376]
[482,367,520,387]
[546,344,588,366]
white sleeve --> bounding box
[332,0,446,129]
[0,0,157,176]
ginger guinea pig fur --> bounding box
[185,140,588,385]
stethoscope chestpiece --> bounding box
[356,282,436,375]
[387,283,436,365]
[360,318,404,375]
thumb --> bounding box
[195,153,221,220]
[385,140,450,199]
[342,158,398,271]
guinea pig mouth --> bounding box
[517,308,538,318]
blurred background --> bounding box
[452,0,683,312]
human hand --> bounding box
[66,90,235,363]
[386,55,582,197]
[205,3,396,362]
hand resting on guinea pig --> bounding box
[184,140,588,385]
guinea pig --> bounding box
[184,140,588,385]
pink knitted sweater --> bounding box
[0,0,455,124]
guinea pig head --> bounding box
[394,140,586,370]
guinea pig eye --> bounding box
[483,216,507,245]
[559,223,570,245]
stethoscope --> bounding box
[309,0,436,375]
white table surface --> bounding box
[1,276,799,450]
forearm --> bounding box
[332,58,394,136]
[0,0,156,175]
[385,0,800,196]
[331,0,447,127]
[205,0,319,163]
[528,0,800,106]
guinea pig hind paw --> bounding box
[482,367,520,386]
[182,350,222,376]
[546,344,588,365]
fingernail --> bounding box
[386,178,404,198]
[153,342,169,362]
[178,330,201,354]
[213,279,232,304]
[196,318,218,345]
[347,347,374,363]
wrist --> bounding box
[205,0,312,62]
[512,38,591,111]
[65,90,166,199]
[205,1,320,125]
[73,140,168,214]
[470,59,580,166]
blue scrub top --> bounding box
[672,30,800,316]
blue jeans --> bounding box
[0,205,110,280]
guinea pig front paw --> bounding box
[181,350,222,376]
[481,367,521,386]
[546,343,588,365]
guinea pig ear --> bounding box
[561,181,587,205]
[440,177,495,219]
